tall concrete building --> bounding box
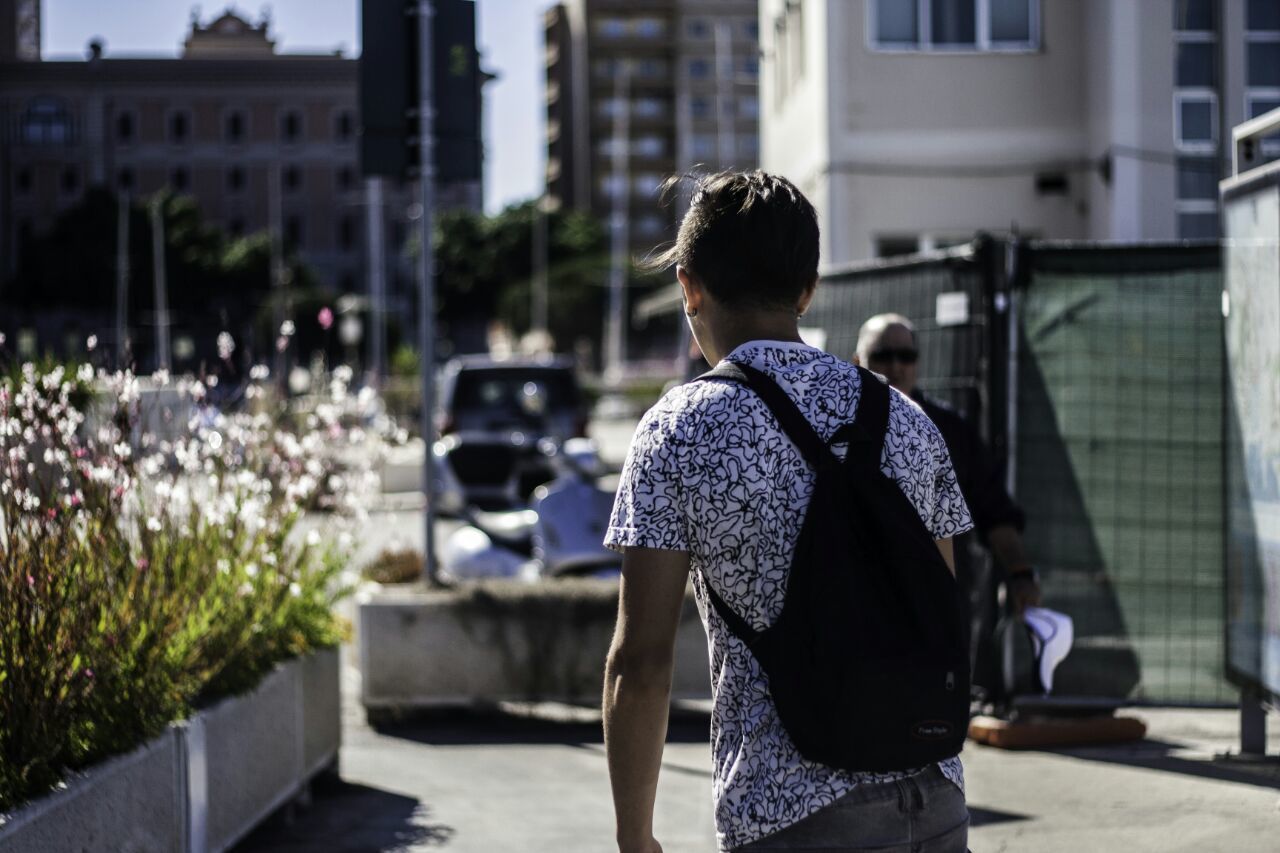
[0,0,39,62]
[760,0,1280,267]
[544,0,760,247]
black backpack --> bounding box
[696,361,969,773]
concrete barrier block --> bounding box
[0,728,185,853]
[358,579,711,708]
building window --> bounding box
[633,18,666,38]
[335,110,355,143]
[689,58,711,78]
[1247,41,1280,87]
[740,57,759,77]
[690,134,715,159]
[737,134,760,160]
[337,165,357,191]
[1176,156,1218,199]
[931,0,976,45]
[20,97,74,145]
[876,236,921,257]
[281,110,303,144]
[171,167,189,192]
[633,97,664,119]
[686,18,710,39]
[636,59,666,78]
[691,96,712,119]
[225,111,246,144]
[597,97,626,119]
[1177,210,1219,239]
[596,17,628,38]
[1175,41,1216,87]
[60,166,79,195]
[1175,0,1215,32]
[740,96,760,119]
[1247,96,1280,155]
[338,216,357,251]
[599,174,626,198]
[871,0,1039,51]
[632,174,658,196]
[1248,0,1280,30]
[116,112,135,143]
[117,167,135,191]
[227,166,246,192]
[285,215,304,247]
[632,135,665,158]
[744,20,759,40]
[1175,93,1217,149]
[284,166,302,192]
[168,111,190,145]
[15,168,32,194]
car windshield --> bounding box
[452,368,579,420]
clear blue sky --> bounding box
[43,0,553,214]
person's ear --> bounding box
[796,278,817,317]
[677,265,704,315]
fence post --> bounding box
[1240,687,1268,757]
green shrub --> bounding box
[0,363,372,813]
[361,548,425,585]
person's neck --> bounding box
[705,315,805,364]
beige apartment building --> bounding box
[544,0,760,248]
[760,0,1280,267]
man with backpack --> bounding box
[602,171,973,853]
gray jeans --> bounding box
[733,765,969,852]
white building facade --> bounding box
[760,0,1280,267]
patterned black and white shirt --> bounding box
[605,340,974,851]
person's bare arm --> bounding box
[987,523,1042,613]
[603,546,691,853]
[935,537,956,577]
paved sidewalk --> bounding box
[236,650,1280,853]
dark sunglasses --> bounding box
[868,347,919,365]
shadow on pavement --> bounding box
[233,775,456,852]
[371,707,711,747]
[967,805,1031,827]
[1043,737,1280,790]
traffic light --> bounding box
[359,0,482,184]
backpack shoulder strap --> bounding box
[830,367,892,462]
[696,361,832,469]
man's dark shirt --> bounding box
[911,389,1024,543]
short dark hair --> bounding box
[642,170,820,311]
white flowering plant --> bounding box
[0,359,383,813]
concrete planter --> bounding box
[358,579,710,710]
[0,648,341,853]
[0,729,186,853]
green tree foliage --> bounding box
[432,200,660,355]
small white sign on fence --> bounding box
[936,292,970,327]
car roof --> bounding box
[446,355,576,372]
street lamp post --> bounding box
[416,0,439,585]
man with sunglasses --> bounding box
[855,313,1041,708]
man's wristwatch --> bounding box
[1007,566,1040,585]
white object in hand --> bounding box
[1022,606,1074,694]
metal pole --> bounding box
[149,198,170,372]
[270,162,286,386]
[532,194,549,338]
[417,0,439,584]
[366,176,387,385]
[1004,239,1020,498]
[714,20,733,167]
[604,66,630,385]
[115,191,130,367]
